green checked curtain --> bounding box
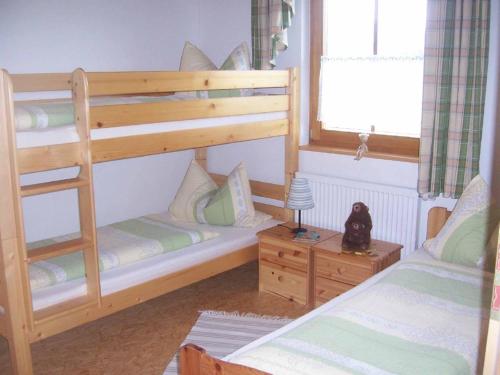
[251,0,294,70]
[418,0,490,199]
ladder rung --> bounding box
[27,238,92,263]
[21,177,88,197]
[34,294,97,324]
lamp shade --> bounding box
[286,178,314,210]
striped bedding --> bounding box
[14,93,195,131]
[28,213,218,291]
[230,251,492,374]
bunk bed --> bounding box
[180,207,494,375]
[0,67,300,375]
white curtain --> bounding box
[318,56,424,137]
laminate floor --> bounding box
[0,262,312,375]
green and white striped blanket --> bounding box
[28,214,218,291]
[231,253,492,374]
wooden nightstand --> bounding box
[312,234,402,307]
[257,223,338,305]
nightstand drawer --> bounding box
[315,277,353,307]
[260,260,307,304]
[315,254,371,284]
[260,238,308,272]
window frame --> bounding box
[308,0,420,160]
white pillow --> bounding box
[179,41,217,71]
[178,41,252,99]
[237,210,273,228]
[168,160,218,222]
[425,175,499,271]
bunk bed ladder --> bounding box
[30,69,102,324]
[0,69,34,375]
[0,68,101,339]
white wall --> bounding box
[0,0,204,241]
[0,0,200,72]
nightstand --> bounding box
[257,223,338,305]
[312,234,402,307]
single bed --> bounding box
[30,213,280,311]
[180,207,495,375]
[225,249,492,374]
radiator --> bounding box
[296,172,420,257]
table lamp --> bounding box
[286,178,314,233]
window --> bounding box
[309,0,427,159]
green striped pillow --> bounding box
[425,175,499,271]
[169,160,218,223]
[208,42,252,99]
[178,41,251,99]
[196,163,255,226]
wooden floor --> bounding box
[0,262,312,375]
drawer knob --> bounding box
[278,251,285,258]
[277,275,284,282]
[336,267,345,275]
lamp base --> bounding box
[292,227,308,234]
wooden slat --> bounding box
[90,95,289,128]
[87,70,289,96]
[20,177,87,197]
[17,143,83,174]
[33,295,96,324]
[210,173,285,201]
[92,119,289,163]
[27,238,90,264]
[254,202,286,221]
[11,73,72,92]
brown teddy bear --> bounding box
[342,202,372,251]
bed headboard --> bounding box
[426,207,452,240]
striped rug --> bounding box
[163,310,291,375]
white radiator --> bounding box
[297,172,420,257]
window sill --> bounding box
[299,144,419,164]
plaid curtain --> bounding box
[418,0,490,199]
[251,0,294,70]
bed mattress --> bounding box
[14,94,287,148]
[226,250,493,375]
[31,214,280,311]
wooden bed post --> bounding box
[284,67,300,222]
[72,68,102,306]
[195,148,208,170]
[0,70,34,374]
[180,344,270,375]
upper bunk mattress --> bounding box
[14,94,287,148]
[226,250,493,375]
[30,213,279,311]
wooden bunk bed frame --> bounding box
[178,207,471,375]
[0,67,300,375]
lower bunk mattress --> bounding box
[29,213,279,311]
[226,250,493,375]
